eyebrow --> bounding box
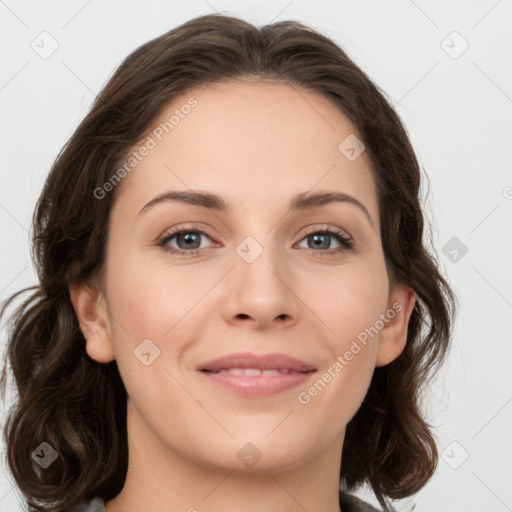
[138,189,375,229]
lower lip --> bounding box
[200,370,316,396]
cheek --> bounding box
[103,252,169,355]
[305,257,390,348]
[104,249,217,369]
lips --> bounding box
[198,352,317,396]
[198,352,316,373]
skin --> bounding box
[70,79,416,512]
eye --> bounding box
[295,226,354,257]
[158,224,213,256]
[157,224,354,257]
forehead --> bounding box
[114,79,378,222]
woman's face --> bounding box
[73,79,415,474]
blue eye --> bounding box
[158,225,212,256]
[158,224,354,257]
[297,229,354,255]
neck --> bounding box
[105,401,344,512]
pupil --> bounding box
[311,234,328,249]
[181,233,199,249]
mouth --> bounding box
[198,352,317,396]
[203,368,309,375]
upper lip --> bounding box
[198,352,316,373]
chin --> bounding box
[192,433,320,475]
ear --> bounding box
[375,282,416,367]
[68,279,115,364]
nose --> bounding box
[220,238,301,331]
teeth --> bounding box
[216,368,296,376]
[245,368,263,376]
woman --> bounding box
[0,13,456,512]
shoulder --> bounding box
[62,496,107,512]
[339,490,393,512]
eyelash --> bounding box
[157,224,354,258]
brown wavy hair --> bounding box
[0,13,457,512]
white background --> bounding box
[1,1,511,511]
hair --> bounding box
[0,13,457,512]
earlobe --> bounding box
[68,280,115,364]
[375,283,416,367]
